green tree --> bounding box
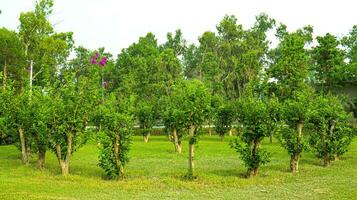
[231,96,271,177]
[214,102,235,141]
[169,80,211,178]
[95,93,135,179]
[309,94,354,166]
[312,33,344,90]
[46,70,98,175]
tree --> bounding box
[231,96,271,177]
[135,100,156,143]
[46,70,98,175]
[19,0,74,86]
[312,33,344,90]
[279,89,314,172]
[309,94,354,166]
[268,25,313,100]
[169,80,211,178]
[95,93,135,179]
[0,28,26,88]
[214,102,235,141]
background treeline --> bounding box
[0,0,356,179]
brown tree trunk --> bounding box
[55,134,73,176]
[38,149,46,169]
[290,153,300,173]
[113,134,123,178]
[19,128,28,164]
[247,141,260,177]
[172,128,182,153]
[188,125,195,177]
[143,133,150,143]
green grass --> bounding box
[0,135,357,200]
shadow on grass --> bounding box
[210,169,246,178]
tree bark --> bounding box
[269,134,273,144]
[55,133,73,176]
[114,134,124,178]
[172,128,182,153]
[228,128,233,136]
[19,128,28,164]
[188,125,195,177]
[291,122,303,173]
[247,141,260,177]
[290,153,300,173]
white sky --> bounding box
[1,0,357,56]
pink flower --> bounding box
[99,57,108,67]
[90,57,97,64]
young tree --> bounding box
[231,97,271,177]
[135,100,156,143]
[95,93,135,179]
[280,89,314,172]
[170,80,211,178]
[47,70,98,175]
[309,94,354,166]
[214,102,235,141]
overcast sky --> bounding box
[1,0,356,56]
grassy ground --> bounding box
[0,135,356,200]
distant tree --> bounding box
[312,33,344,90]
[214,102,235,141]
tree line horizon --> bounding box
[0,0,356,179]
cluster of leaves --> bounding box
[214,102,235,140]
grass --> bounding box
[0,135,357,200]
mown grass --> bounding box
[0,135,356,200]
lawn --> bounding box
[0,135,356,200]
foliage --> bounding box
[231,96,271,177]
[309,94,354,165]
[214,102,235,140]
[96,93,135,179]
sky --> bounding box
[0,0,357,56]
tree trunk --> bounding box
[19,128,28,164]
[55,134,73,176]
[113,134,123,178]
[269,134,273,144]
[247,141,260,177]
[188,125,195,177]
[172,128,182,153]
[38,149,46,169]
[228,128,233,136]
[208,120,212,136]
[143,133,150,143]
[290,153,300,173]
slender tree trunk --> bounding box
[114,134,125,179]
[143,133,150,143]
[188,125,195,177]
[269,134,273,144]
[172,128,182,153]
[19,128,28,164]
[291,122,303,173]
[38,149,46,169]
